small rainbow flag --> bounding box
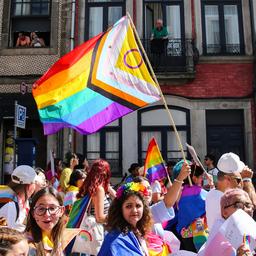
[144,137,167,184]
[243,234,251,247]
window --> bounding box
[138,106,190,164]
[10,0,51,47]
[83,120,122,176]
[143,1,189,72]
[85,0,125,40]
[202,1,244,55]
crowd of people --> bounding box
[0,151,256,255]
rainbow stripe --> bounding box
[32,16,160,135]
[0,185,18,203]
[144,137,167,184]
[79,230,92,242]
[243,234,251,246]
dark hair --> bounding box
[0,227,27,256]
[73,153,84,169]
[133,176,149,183]
[26,187,65,256]
[205,153,216,165]
[183,163,204,185]
[166,161,176,168]
[78,159,111,198]
[69,169,86,186]
[106,191,152,237]
[64,152,77,168]
[128,163,140,174]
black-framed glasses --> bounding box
[33,205,62,216]
[224,201,254,210]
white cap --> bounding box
[11,165,38,184]
[217,152,245,174]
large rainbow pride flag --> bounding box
[32,16,161,135]
[144,137,167,184]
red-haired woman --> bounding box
[77,159,112,224]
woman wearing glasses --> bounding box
[26,187,66,256]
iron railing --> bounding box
[141,38,196,73]
[203,44,244,55]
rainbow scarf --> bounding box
[144,137,167,184]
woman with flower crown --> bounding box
[98,182,153,255]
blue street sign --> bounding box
[15,104,26,129]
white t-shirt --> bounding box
[205,189,223,232]
[208,168,219,184]
[0,201,26,232]
[150,200,175,224]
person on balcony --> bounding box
[150,19,168,68]
[150,19,168,41]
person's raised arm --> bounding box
[163,162,191,208]
[241,166,256,207]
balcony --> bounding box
[142,38,196,82]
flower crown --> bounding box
[116,182,149,199]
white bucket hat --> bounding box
[11,165,38,184]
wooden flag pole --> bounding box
[127,12,192,186]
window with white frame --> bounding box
[85,0,125,40]
[10,0,51,47]
[138,106,190,164]
[202,1,244,55]
[83,120,122,176]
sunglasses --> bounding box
[224,201,254,210]
[229,176,242,184]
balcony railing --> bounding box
[203,44,244,55]
[142,38,196,73]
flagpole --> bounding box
[127,12,192,186]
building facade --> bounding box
[0,0,255,181]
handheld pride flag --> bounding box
[32,16,161,135]
[144,137,167,184]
